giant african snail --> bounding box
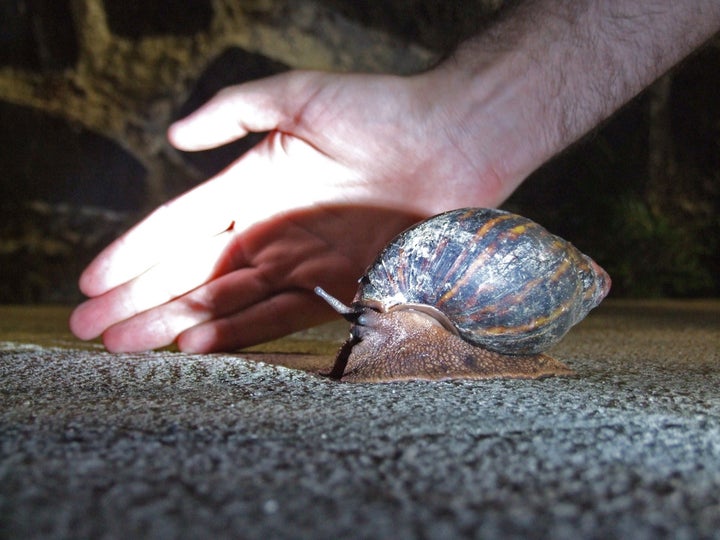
[315,208,610,383]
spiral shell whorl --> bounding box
[355,208,610,355]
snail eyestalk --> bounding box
[314,286,362,322]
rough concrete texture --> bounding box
[1,300,719,539]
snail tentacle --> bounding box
[314,286,361,322]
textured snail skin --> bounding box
[317,207,610,383]
[333,309,576,383]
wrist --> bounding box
[411,45,555,207]
[413,0,720,208]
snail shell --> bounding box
[316,208,611,382]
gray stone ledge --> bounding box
[1,300,719,539]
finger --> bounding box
[176,288,336,354]
[95,237,351,353]
[79,198,235,297]
[97,266,270,352]
[168,71,321,151]
[79,135,352,296]
[70,228,241,340]
[78,152,260,296]
[81,70,325,296]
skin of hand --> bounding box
[70,0,720,353]
[69,71,512,353]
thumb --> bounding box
[168,70,321,151]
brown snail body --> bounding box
[316,208,611,383]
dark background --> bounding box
[1,0,718,303]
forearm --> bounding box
[420,0,720,206]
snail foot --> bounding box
[327,310,576,383]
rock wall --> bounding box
[0,0,475,302]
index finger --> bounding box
[78,172,239,296]
[80,72,326,296]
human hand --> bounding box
[69,70,517,353]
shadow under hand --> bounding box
[190,203,425,361]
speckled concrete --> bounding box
[1,300,719,539]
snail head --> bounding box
[314,286,384,379]
[314,286,383,338]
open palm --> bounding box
[70,70,508,353]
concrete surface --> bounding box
[1,300,719,539]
